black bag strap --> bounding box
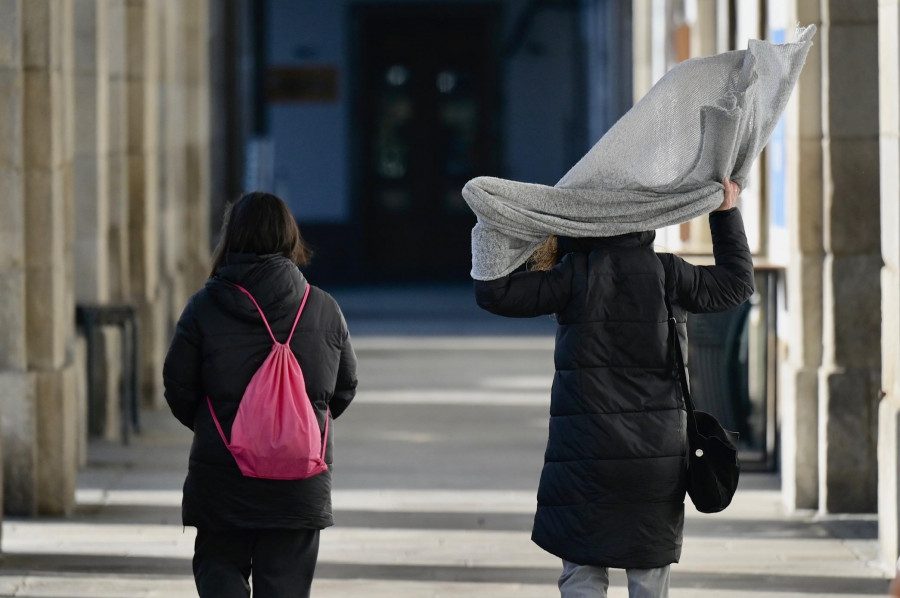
[661,268,701,440]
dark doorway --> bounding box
[354,4,501,282]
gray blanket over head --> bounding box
[463,26,816,281]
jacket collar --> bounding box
[558,231,656,254]
[207,253,308,323]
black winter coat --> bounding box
[163,253,358,530]
[474,208,753,569]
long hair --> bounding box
[209,191,312,278]
[528,236,560,271]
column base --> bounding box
[0,369,37,516]
[781,364,819,510]
[819,367,879,514]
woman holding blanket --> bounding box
[466,25,815,598]
[474,178,753,598]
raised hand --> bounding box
[716,178,740,211]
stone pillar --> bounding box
[139,0,168,409]
[0,0,30,519]
[73,0,108,304]
[71,0,106,460]
[183,0,211,289]
[691,0,718,58]
[43,0,78,517]
[126,0,150,297]
[818,0,881,514]
[682,0,719,252]
[87,0,130,440]
[99,0,130,302]
[143,0,214,407]
[22,0,78,516]
[160,0,188,332]
[782,1,825,511]
[196,0,212,270]
[631,0,655,104]
[125,0,165,409]
[878,0,900,571]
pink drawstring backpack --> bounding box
[207,283,328,480]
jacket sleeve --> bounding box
[329,317,358,419]
[474,252,576,317]
[662,208,755,313]
[163,296,204,430]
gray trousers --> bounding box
[559,560,670,598]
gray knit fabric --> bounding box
[464,26,817,280]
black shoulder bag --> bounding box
[664,293,741,513]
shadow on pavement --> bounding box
[0,552,191,577]
[0,553,889,595]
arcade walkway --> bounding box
[0,287,890,597]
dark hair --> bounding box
[210,191,312,278]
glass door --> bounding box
[356,5,501,281]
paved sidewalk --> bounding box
[0,410,888,598]
[0,331,891,597]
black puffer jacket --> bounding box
[163,253,357,530]
[475,209,753,568]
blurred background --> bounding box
[0,0,899,592]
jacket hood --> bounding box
[206,253,308,324]
[558,231,656,255]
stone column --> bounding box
[631,0,655,104]
[126,0,148,292]
[159,0,188,332]
[0,0,32,519]
[782,0,824,511]
[691,0,718,58]
[195,0,212,277]
[817,0,881,514]
[71,0,106,461]
[99,0,130,302]
[73,0,108,304]
[139,0,169,409]
[183,0,211,289]
[682,0,719,252]
[878,0,900,570]
[144,0,215,399]
[22,0,78,516]
[125,0,165,409]
[87,0,131,440]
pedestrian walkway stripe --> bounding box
[352,336,554,351]
[331,489,537,513]
[357,390,549,406]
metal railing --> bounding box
[75,304,141,445]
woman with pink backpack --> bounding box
[164,191,358,598]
